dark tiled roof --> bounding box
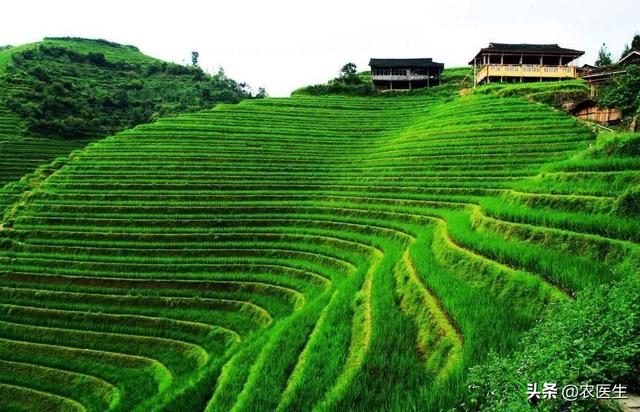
[469,43,584,64]
[369,58,444,69]
[486,43,583,53]
[618,50,640,65]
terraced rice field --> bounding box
[0,102,86,188]
[0,108,24,140]
[0,92,638,411]
[0,137,90,187]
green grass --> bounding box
[0,81,638,411]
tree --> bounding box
[595,43,613,67]
[191,51,199,67]
[634,34,640,50]
[599,65,640,116]
[337,62,362,85]
[621,33,640,59]
[340,62,357,78]
[255,87,267,99]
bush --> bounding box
[465,275,640,411]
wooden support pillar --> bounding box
[473,58,477,88]
[500,54,504,65]
[519,54,523,64]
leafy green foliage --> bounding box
[599,65,640,116]
[466,275,640,411]
[338,62,361,85]
[595,43,613,67]
[1,42,258,139]
[620,33,640,59]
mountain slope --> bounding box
[1,85,637,410]
[0,37,257,188]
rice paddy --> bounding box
[0,89,638,411]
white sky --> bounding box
[2,0,638,96]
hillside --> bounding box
[292,66,473,97]
[0,37,258,188]
[0,81,637,411]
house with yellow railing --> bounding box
[469,43,584,87]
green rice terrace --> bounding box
[0,76,639,411]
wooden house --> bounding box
[580,50,639,86]
[369,58,444,91]
[618,50,640,66]
[469,43,584,86]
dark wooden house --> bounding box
[580,50,639,86]
[619,50,640,66]
[369,58,444,91]
[469,43,584,86]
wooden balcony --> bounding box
[475,64,577,84]
[371,74,431,81]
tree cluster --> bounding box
[2,44,264,139]
[597,33,640,117]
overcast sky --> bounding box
[2,0,638,96]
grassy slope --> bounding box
[0,80,637,411]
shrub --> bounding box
[466,275,640,411]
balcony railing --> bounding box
[371,74,432,81]
[475,64,577,84]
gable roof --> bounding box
[369,58,444,69]
[469,42,584,64]
[618,50,640,65]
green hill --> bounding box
[0,37,258,188]
[0,80,637,411]
[292,66,473,97]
